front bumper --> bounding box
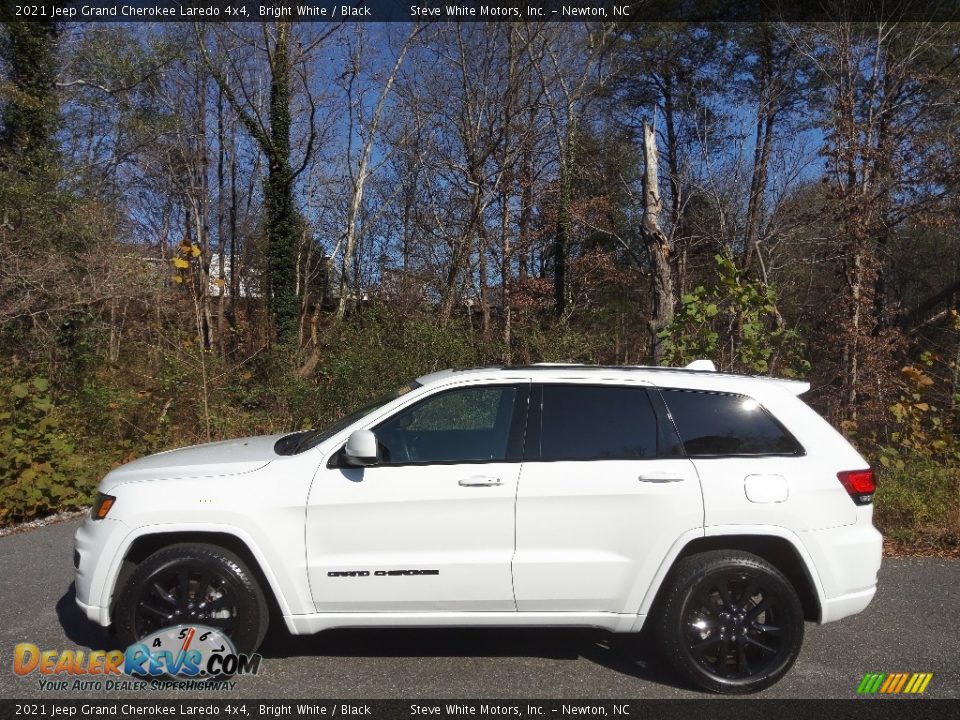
[74,514,129,627]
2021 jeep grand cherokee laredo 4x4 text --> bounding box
[75,362,882,693]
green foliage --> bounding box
[659,254,810,377]
[874,455,959,545]
[869,338,960,546]
[309,307,482,426]
[879,362,959,467]
[0,374,94,524]
[1,21,60,171]
[513,320,612,365]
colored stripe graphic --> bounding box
[858,673,932,694]
[857,673,886,694]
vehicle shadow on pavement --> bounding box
[57,584,115,651]
[258,625,687,690]
[54,584,687,691]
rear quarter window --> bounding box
[659,388,803,457]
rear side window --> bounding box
[535,384,659,460]
[660,389,803,457]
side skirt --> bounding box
[283,611,643,635]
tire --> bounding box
[654,550,804,694]
[113,543,269,656]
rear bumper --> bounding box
[820,585,876,623]
[801,521,882,623]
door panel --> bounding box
[305,381,527,612]
[307,462,520,612]
[512,382,703,613]
[513,457,701,611]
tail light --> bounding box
[837,469,876,506]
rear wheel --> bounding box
[655,550,804,694]
[113,543,268,655]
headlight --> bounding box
[91,492,116,520]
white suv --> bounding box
[74,362,882,693]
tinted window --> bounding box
[537,385,658,460]
[660,389,802,456]
[375,385,519,464]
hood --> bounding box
[100,434,286,490]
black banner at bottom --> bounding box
[2,700,959,720]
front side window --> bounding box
[374,385,521,464]
[659,389,803,457]
[534,384,659,461]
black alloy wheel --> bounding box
[113,543,269,655]
[133,564,237,638]
[656,550,805,694]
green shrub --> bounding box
[873,455,960,544]
[0,375,96,524]
[659,254,809,377]
[870,357,960,546]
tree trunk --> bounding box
[743,31,777,275]
[439,176,484,322]
[517,126,533,284]
[337,27,418,319]
[640,121,675,365]
[661,74,682,231]
[500,189,512,359]
[264,21,299,345]
[478,222,491,337]
[554,134,574,316]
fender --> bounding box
[626,524,828,633]
[100,522,302,633]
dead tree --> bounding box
[640,120,674,365]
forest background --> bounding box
[1,18,959,553]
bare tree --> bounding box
[197,21,333,345]
[334,24,422,319]
[640,120,674,365]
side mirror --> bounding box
[343,429,378,466]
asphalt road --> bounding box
[1,517,957,700]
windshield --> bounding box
[277,382,421,456]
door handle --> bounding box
[458,476,503,487]
[637,473,685,483]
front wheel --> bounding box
[113,543,269,655]
[655,550,805,694]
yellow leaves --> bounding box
[889,402,907,422]
[213,277,226,289]
[901,365,934,387]
[171,245,201,288]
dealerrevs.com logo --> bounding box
[14,624,261,692]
